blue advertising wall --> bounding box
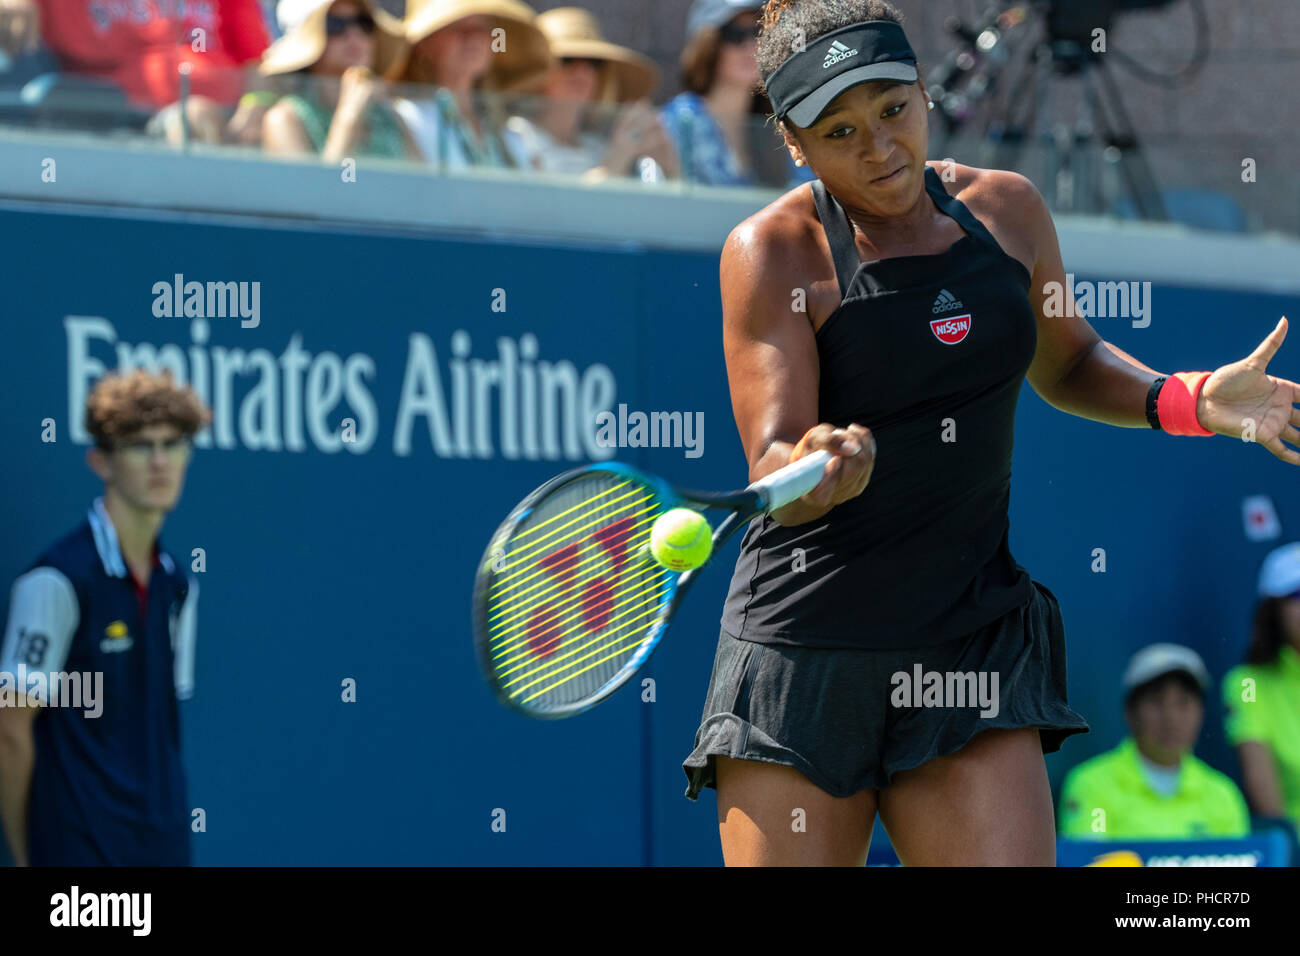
[0,202,1296,865]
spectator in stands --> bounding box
[661,0,811,188]
[259,0,419,161]
[384,0,550,169]
[0,0,58,85]
[1058,644,1250,841]
[506,7,678,182]
[1222,543,1300,842]
[0,0,40,54]
[4,0,270,142]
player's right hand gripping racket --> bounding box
[472,449,833,719]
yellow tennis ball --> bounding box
[650,508,712,572]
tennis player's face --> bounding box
[789,80,931,216]
[1127,679,1203,764]
[97,424,193,515]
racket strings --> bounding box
[493,480,649,576]
[484,472,678,710]
[487,476,658,640]
[486,493,661,629]
[487,512,655,649]
[491,512,664,666]
[491,562,668,668]
[502,591,670,703]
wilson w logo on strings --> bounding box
[485,481,672,702]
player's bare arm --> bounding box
[720,207,875,526]
[956,161,1300,461]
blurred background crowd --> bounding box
[0,0,1294,235]
[1057,542,1300,853]
[0,0,822,188]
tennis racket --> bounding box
[472,449,833,719]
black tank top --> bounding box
[721,164,1035,649]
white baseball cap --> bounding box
[1122,643,1210,695]
[686,0,763,39]
[1257,541,1300,598]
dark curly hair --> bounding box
[86,369,212,450]
[758,0,907,82]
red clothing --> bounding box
[128,541,162,630]
[37,0,270,109]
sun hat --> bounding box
[259,0,405,76]
[384,0,551,90]
[533,7,659,102]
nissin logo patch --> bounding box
[930,314,972,344]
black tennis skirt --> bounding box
[683,579,1090,800]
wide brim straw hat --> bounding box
[531,6,659,102]
[260,0,406,76]
[383,0,552,91]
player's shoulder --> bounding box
[929,161,1045,275]
[721,181,825,280]
[927,160,1042,209]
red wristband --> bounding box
[1156,371,1214,436]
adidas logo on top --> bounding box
[931,289,964,314]
[823,40,860,68]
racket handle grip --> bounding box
[749,448,834,512]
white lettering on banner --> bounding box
[392,332,616,460]
[64,318,617,461]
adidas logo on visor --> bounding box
[823,40,860,69]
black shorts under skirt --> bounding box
[683,580,1090,801]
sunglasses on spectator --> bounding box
[326,13,376,37]
[559,57,605,70]
[718,23,760,45]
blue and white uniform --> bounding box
[0,498,197,865]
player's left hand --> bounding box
[1198,317,1300,464]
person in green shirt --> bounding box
[259,0,420,162]
[1223,543,1300,841]
[1059,643,1250,840]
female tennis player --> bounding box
[682,0,1300,866]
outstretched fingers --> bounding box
[1246,317,1289,370]
[1263,434,1300,466]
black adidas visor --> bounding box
[765,20,919,129]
